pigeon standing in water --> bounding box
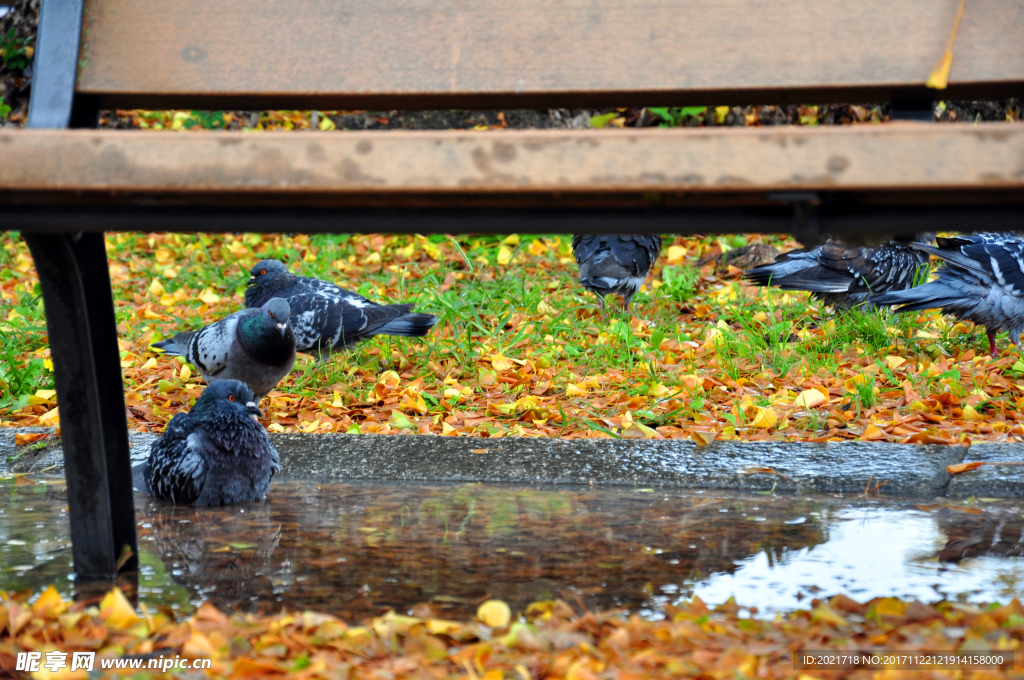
[871,233,1024,356]
[571,234,662,314]
[132,380,280,506]
[151,298,295,404]
[744,235,934,310]
[244,259,437,358]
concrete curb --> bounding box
[5,427,1021,497]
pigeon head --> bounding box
[247,259,291,288]
[193,380,261,420]
[261,298,291,337]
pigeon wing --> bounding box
[185,313,242,377]
[286,293,346,353]
[148,413,208,505]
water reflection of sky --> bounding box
[1,479,1021,619]
[693,508,1024,613]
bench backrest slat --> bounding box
[77,0,1024,110]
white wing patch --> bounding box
[343,294,371,309]
[190,314,240,376]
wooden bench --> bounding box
[1,0,1023,583]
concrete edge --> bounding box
[5,427,1018,498]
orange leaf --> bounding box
[15,432,51,446]
[947,461,985,474]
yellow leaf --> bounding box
[426,618,465,636]
[497,245,513,266]
[528,239,548,256]
[647,382,670,398]
[885,355,907,370]
[794,389,825,409]
[874,597,908,617]
[39,406,60,423]
[860,424,885,441]
[99,588,140,628]
[332,391,345,408]
[751,407,778,429]
[147,279,166,297]
[691,429,717,446]
[537,299,558,316]
[158,379,179,394]
[35,389,57,401]
[477,599,511,628]
[179,364,191,381]
[502,234,520,246]
[199,288,220,304]
[401,392,428,414]
[565,383,587,397]
[318,116,337,131]
[32,585,67,616]
[812,604,849,627]
[491,354,515,372]
[141,357,157,370]
[927,51,954,90]
[962,405,982,421]
[666,245,687,264]
[622,422,660,439]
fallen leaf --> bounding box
[947,462,985,474]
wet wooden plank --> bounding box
[1,125,1023,202]
[76,0,1024,109]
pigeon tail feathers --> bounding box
[374,312,438,337]
[150,337,188,356]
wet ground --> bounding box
[1,478,1022,620]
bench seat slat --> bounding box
[2,125,1023,203]
[77,0,1024,109]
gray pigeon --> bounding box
[150,297,295,403]
[744,235,934,310]
[871,232,1024,356]
[132,380,280,506]
[244,259,437,358]
[571,234,662,313]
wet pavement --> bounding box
[1,478,1022,620]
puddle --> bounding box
[1,478,1021,619]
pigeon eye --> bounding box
[228,395,236,402]
[269,311,274,318]
[260,269,267,275]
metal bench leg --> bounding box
[23,232,138,582]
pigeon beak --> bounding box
[246,401,263,419]
[247,276,256,286]
[277,322,287,336]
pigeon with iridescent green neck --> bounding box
[150,298,295,404]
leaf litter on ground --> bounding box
[1,586,1022,679]
[2,231,1024,445]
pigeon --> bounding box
[870,232,1024,356]
[132,380,280,506]
[571,234,663,313]
[150,298,295,403]
[244,259,437,358]
[744,235,934,310]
